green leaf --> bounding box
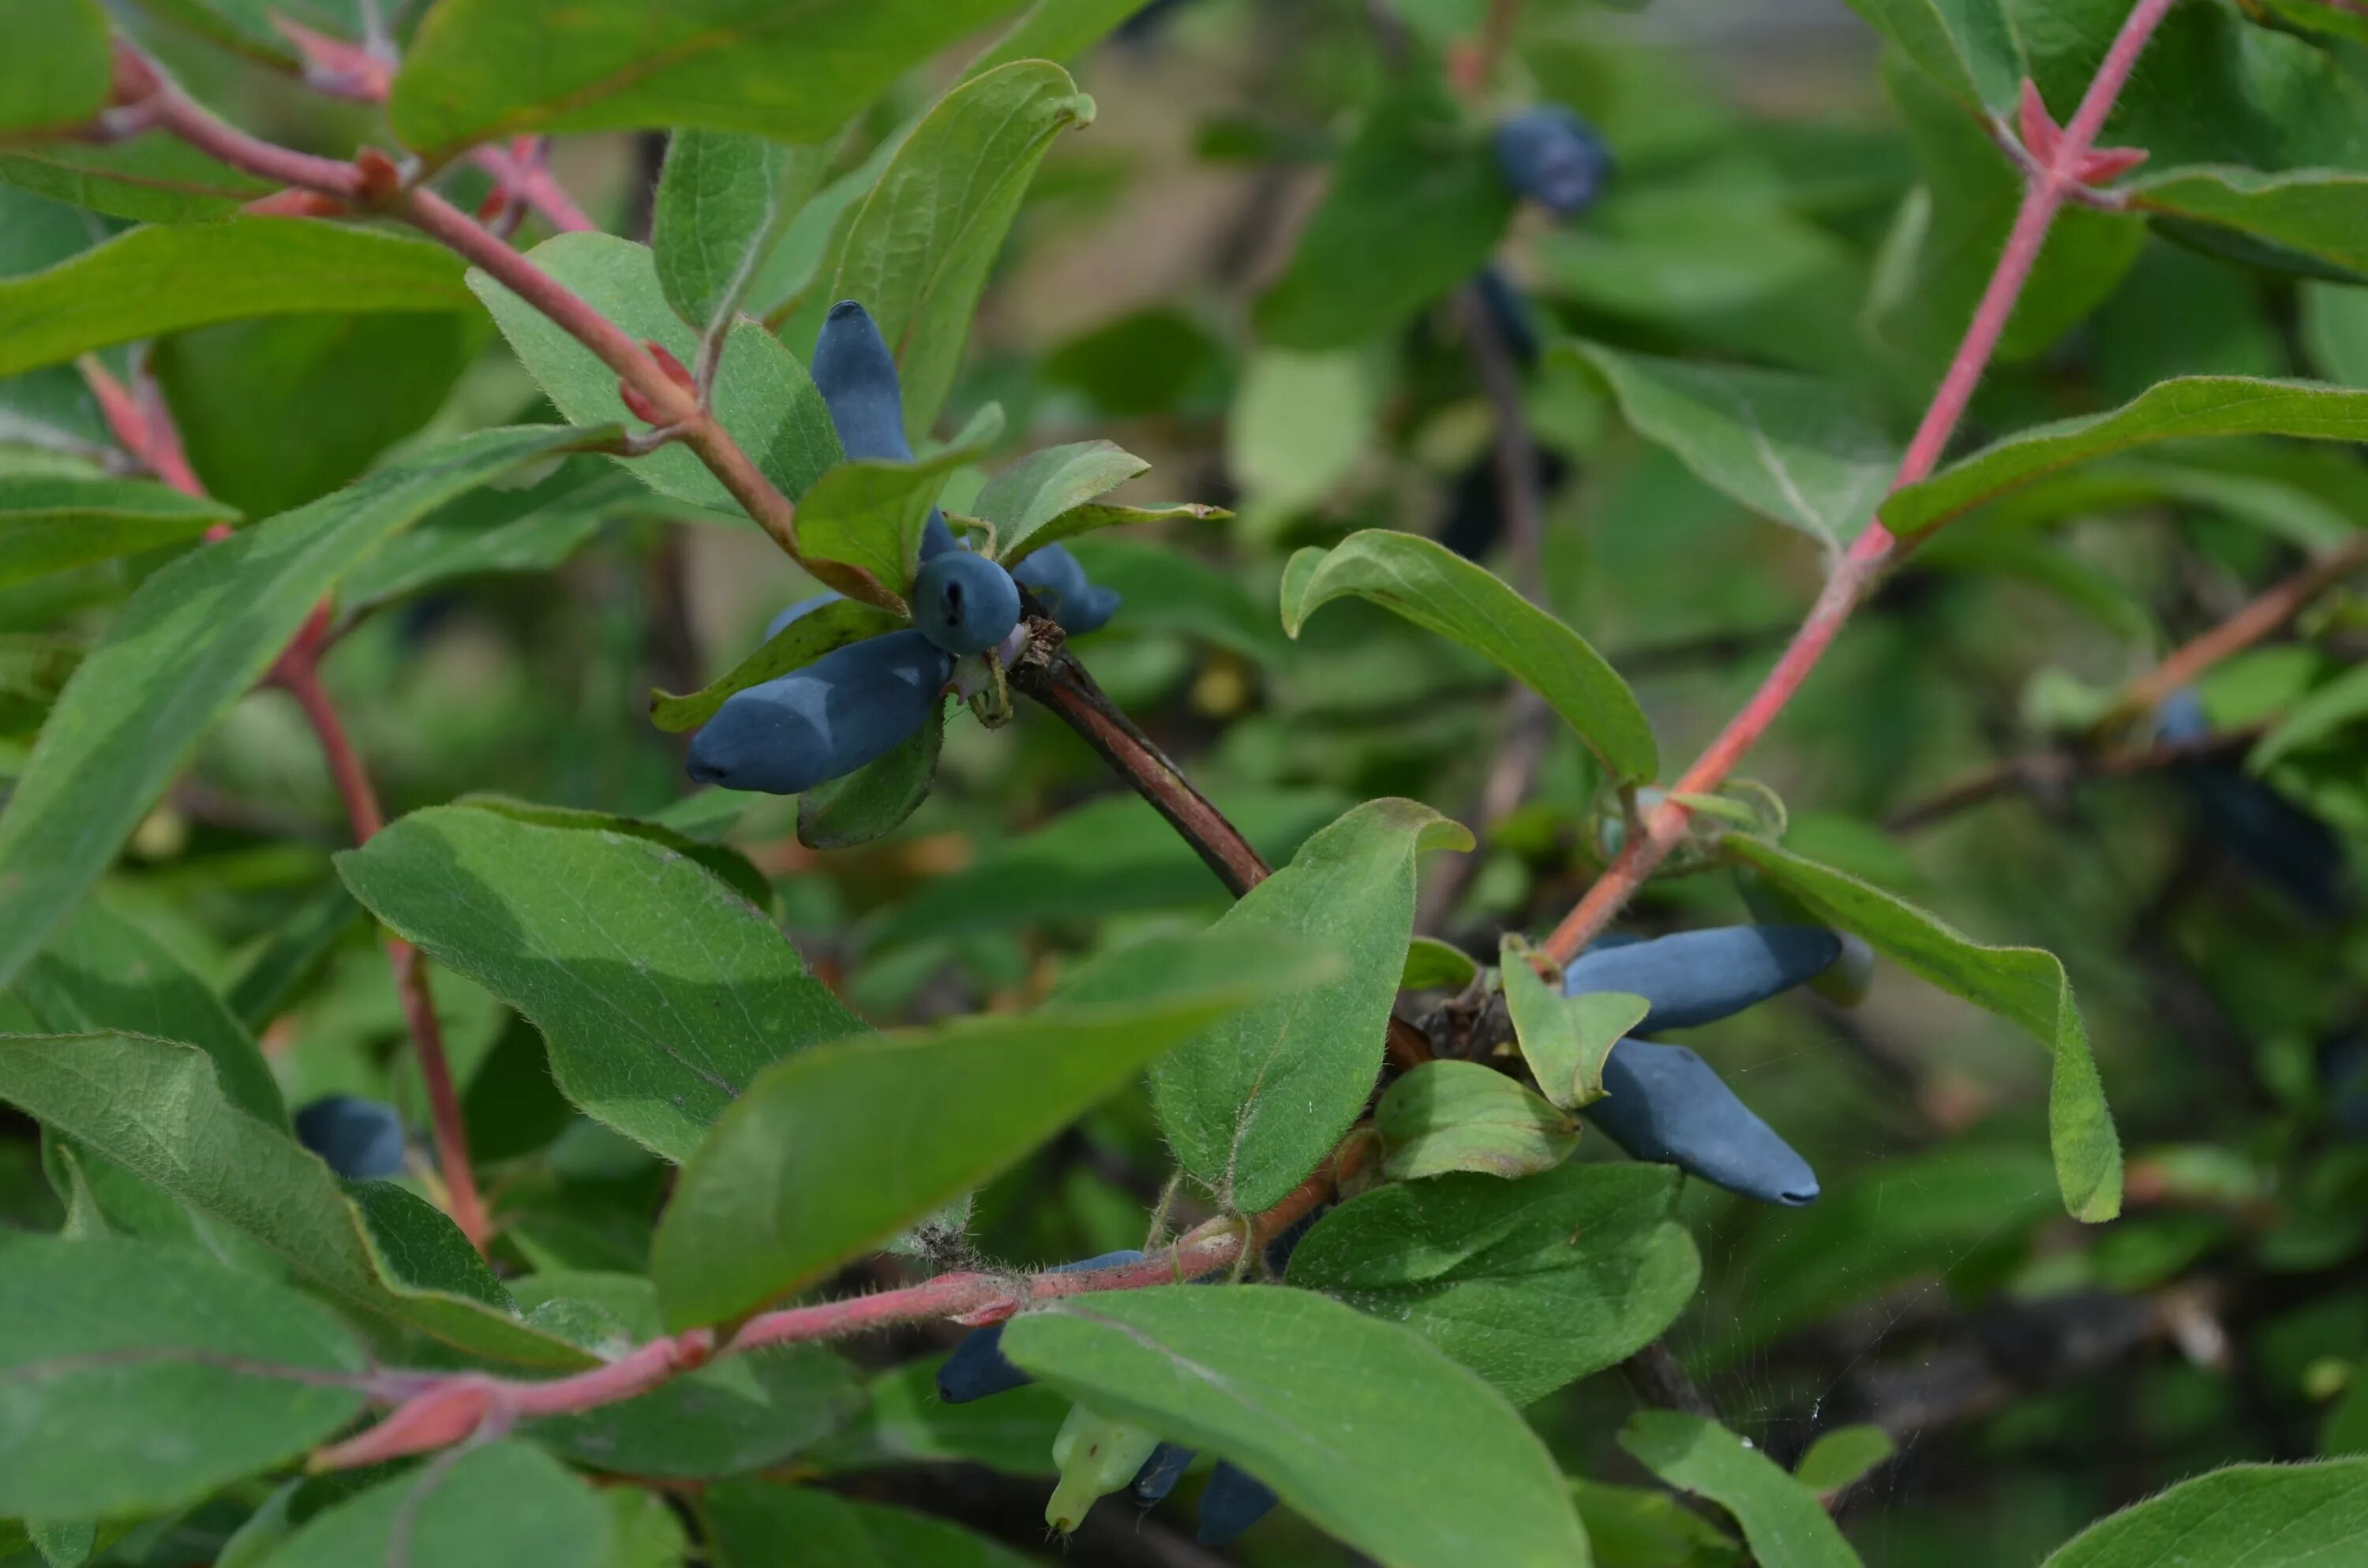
[14,896,286,1128]
[651,597,904,732]
[1620,1413,1865,1568]
[252,1441,612,1568]
[388,0,1032,159]
[995,500,1231,561]
[1723,839,2122,1221]
[796,443,987,596]
[797,700,944,850]
[0,1032,593,1366]
[0,0,110,138]
[2251,662,2368,772]
[654,132,835,338]
[973,440,1148,559]
[0,425,599,994]
[1280,530,1658,782]
[1794,1426,1896,1496]
[511,1274,863,1477]
[1227,348,1374,521]
[0,219,474,379]
[1572,1478,1744,1568]
[1501,939,1645,1111]
[1916,524,2156,644]
[703,1482,1040,1568]
[155,312,489,520]
[652,930,1335,1329]
[1403,935,1478,990]
[1373,1060,1579,1182]
[830,62,1095,441]
[0,135,272,223]
[0,475,235,590]
[803,1357,1069,1476]
[1150,799,1471,1212]
[1002,1285,1591,1568]
[1838,0,2022,113]
[2040,1458,2368,1567]
[468,233,841,517]
[1288,1164,1699,1407]
[2133,168,2368,282]
[1883,376,2368,544]
[339,459,636,619]
[335,802,864,1163]
[1255,80,1516,351]
[1570,342,1898,549]
[0,1235,365,1518]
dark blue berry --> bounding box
[1562,925,1843,1032]
[811,299,957,562]
[1129,1442,1195,1505]
[936,1250,1145,1405]
[1013,543,1121,634]
[2158,688,2347,919]
[1196,1462,1279,1545]
[687,628,950,795]
[912,551,1022,657]
[1582,1038,1819,1207]
[1472,264,1542,368]
[293,1095,407,1180]
[1493,106,1613,216]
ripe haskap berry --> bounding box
[687,628,950,795]
[1493,106,1613,216]
[936,1250,1145,1405]
[293,1095,407,1180]
[811,299,957,562]
[1130,1443,1196,1505]
[764,591,844,642]
[1197,1462,1280,1545]
[1014,543,1122,634]
[1472,264,1542,369]
[1562,925,1843,1033]
[1583,1038,1820,1207]
[2158,688,2348,919]
[912,550,1022,657]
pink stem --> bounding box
[468,142,596,235]
[1541,0,2179,964]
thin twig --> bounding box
[1538,0,2182,965]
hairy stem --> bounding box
[1540,0,2179,964]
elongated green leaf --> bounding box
[468,234,841,516]
[0,1235,365,1518]
[336,803,864,1163]
[655,132,835,337]
[1572,342,1898,548]
[703,1482,1039,1568]
[0,219,474,378]
[1289,1164,1699,1406]
[1151,799,1471,1212]
[1501,939,1644,1111]
[391,0,1029,158]
[0,135,272,223]
[1838,0,2021,113]
[15,896,285,1127]
[1281,530,1658,781]
[653,932,1336,1329]
[650,596,903,732]
[830,62,1095,440]
[973,440,1147,558]
[253,1441,610,1568]
[0,0,110,138]
[0,475,235,589]
[1003,1285,1591,1568]
[796,443,984,595]
[0,1031,592,1366]
[1621,1413,1864,1568]
[1795,1426,1896,1496]
[999,500,1230,561]
[1572,1479,1744,1567]
[1256,80,1515,351]
[2251,661,2368,772]
[796,701,944,851]
[339,459,635,618]
[2040,1458,2368,1567]
[1886,376,2368,541]
[1724,839,2121,1221]
[2134,169,2368,283]
[1373,1060,1579,1182]
[0,425,599,993]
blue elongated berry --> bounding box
[811,299,957,562]
[1130,1442,1195,1505]
[1472,264,1542,368]
[1013,543,1122,634]
[687,628,950,795]
[912,550,1022,657]
[936,1250,1145,1405]
[294,1095,407,1180]
[1562,925,1843,1032]
[1493,106,1614,216]
[1197,1462,1279,1546]
[2158,689,2347,918]
[764,591,844,642]
[1582,1038,1819,1206]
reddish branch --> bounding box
[1541,0,2180,964]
